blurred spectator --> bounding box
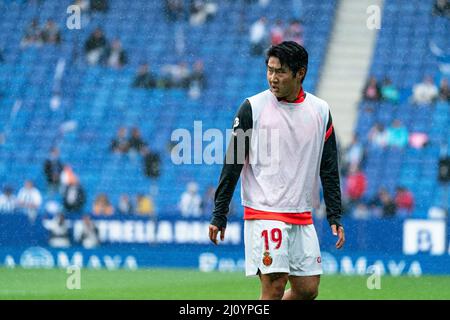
[428,206,447,219]
[74,0,90,12]
[189,60,206,99]
[161,62,191,88]
[369,188,396,218]
[352,203,370,220]
[201,186,215,215]
[117,194,133,214]
[44,147,64,192]
[345,165,367,204]
[43,213,70,248]
[270,19,284,45]
[84,27,108,65]
[395,187,415,216]
[439,78,450,101]
[380,77,399,104]
[79,215,100,249]
[60,165,79,193]
[409,132,429,149]
[249,17,268,56]
[179,182,202,217]
[72,0,91,25]
[128,127,147,153]
[136,194,155,216]
[190,60,206,88]
[90,0,109,12]
[381,193,397,218]
[344,135,365,173]
[284,19,304,45]
[63,179,86,213]
[142,146,161,179]
[41,19,61,44]
[106,39,127,68]
[368,123,388,148]
[21,18,43,47]
[362,76,381,101]
[412,76,439,105]
[189,0,218,26]
[387,119,409,148]
[17,180,42,222]
[92,193,114,216]
[111,127,130,154]
[433,0,450,18]
[165,0,185,22]
[132,63,157,89]
[0,186,16,213]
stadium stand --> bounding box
[0,0,448,220]
[353,0,450,217]
[0,0,337,217]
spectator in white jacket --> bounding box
[179,182,202,218]
[250,17,268,56]
[17,180,42,222]
[412,76,439,105]
[43,213,71,248]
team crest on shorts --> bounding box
[262,251,273,266]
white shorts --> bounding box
[244,220,323,277]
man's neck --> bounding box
[278,86,306,103]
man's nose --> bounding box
[270,73,278,83]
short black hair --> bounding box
[265,41,308,81]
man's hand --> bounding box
[331,224,345,249]
[209,224,226,245]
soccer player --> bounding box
[209,41,345,300]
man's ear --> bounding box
[296,67,306,81]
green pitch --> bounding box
[0,267,449,300]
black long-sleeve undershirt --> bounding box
[320,112,343,228]
[210,100,252,229]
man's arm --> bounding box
[320,111,345,249]
[209,100,252,242]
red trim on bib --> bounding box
[325,124,333,142]
[244,206,313,225]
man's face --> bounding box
[118,128,127,138]
[267,56,301,99]
[51,148,59,159]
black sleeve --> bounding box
[79,187,86,207]
[210,100,253,229]
[320,111,343,228]
[121,51,127,65]
[110,139,117,151]
[44,160,51,180]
